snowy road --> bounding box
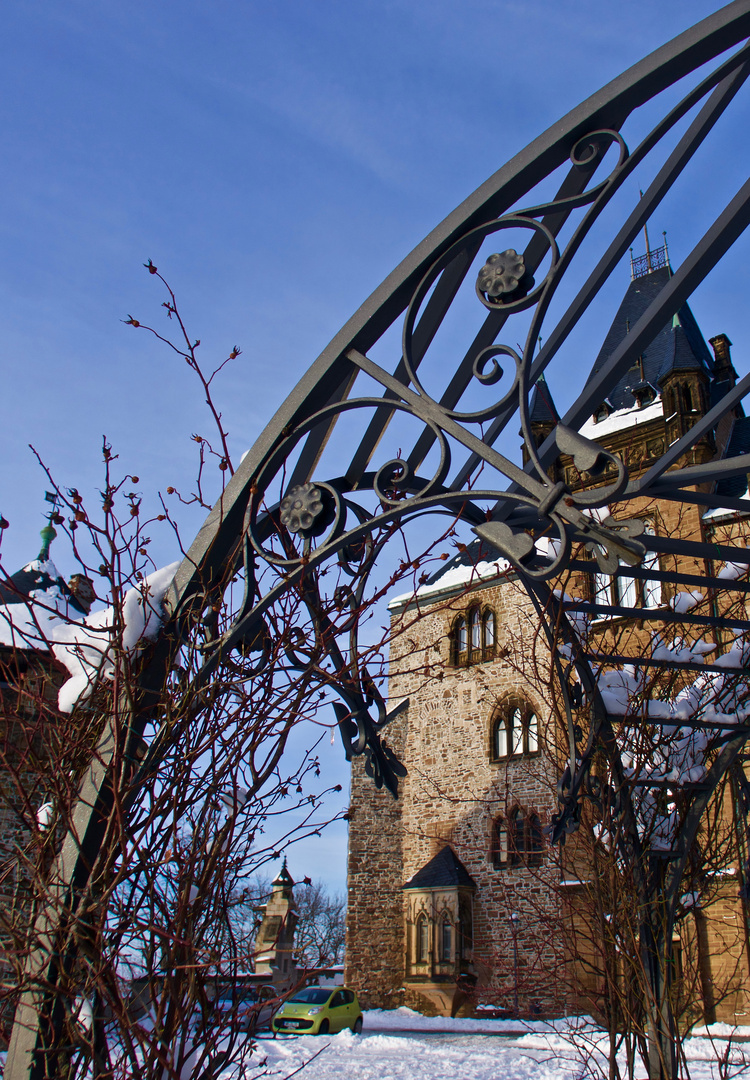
[248,1010,745,1080]
[257,1028,580,1080]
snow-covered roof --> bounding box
[579,398,663,439]
[388,543,511,610]
[0,559,84,650]
[0,560,179,713]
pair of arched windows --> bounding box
[665,381,701,417]
[492,810,544,869]
[491,703,539,760]
[452,606,495,666]
[592,523,661,615]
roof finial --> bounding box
[38,492,60,561]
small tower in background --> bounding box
[254,860,299,989]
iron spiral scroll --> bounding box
[8,3,750,1077]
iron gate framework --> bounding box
[8,3,750,1078]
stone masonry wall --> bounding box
[347,572,571,1015]
[345,708,408,1009]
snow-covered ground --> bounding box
[2,1009,746,1078]
[243,1009,750,1080]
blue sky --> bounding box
[1,0,747,892]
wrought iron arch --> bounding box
[9,3,750,1078]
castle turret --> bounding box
[254,860,299,989]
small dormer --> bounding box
[592,400,614,425]
[632,381,657,409]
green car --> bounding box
[272,986,363,1035]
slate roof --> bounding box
[585,265,714,411]
[0,562,69,607]
[412,260,748,595]
[528,374,559,425]
[403,846,476,891]
[272,858,295,887]
[0,563,90,616]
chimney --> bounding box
[709,334,737,387]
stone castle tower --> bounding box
[345,243,750,1022]
[253,860,299,990]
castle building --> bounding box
[345,245,750,1022]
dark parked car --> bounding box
[213,984,279,1032]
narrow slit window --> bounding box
[441,917,452,961]
[416,915,429,962]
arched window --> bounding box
[643,524,662,608]
[509,808,524,866]
[416,914,429,963]
[484,609,495,649]
[491,810,546,869]
[440,916,452,961]
[494,716,509,759]
[510,708,524,755]
[491,702,541,760]
[614,570,638,609]
[458,900,473,957]
[528,814,544,866]
[492,817,509,868]
[527,711,539,754]
[452,616,468,665]
[451,606,496,666]
[470,607,481,653]
[592,521,662,616]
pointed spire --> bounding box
[529,373,559,424]
[272,856,295,888]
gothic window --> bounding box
[455,616,468,662]
[592,523,661,616]
[527,710,539,754]
[484,609,495,649]
[509,808,524,862]
[528,814,544,866]
[492,817,509,868]
[451,605,496,665]
[491,702,541,760]
[440,916,452,961]
[416,914,429,962]
[458,900,473,957]
[491,810,546,869]
[470,607,481,651]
